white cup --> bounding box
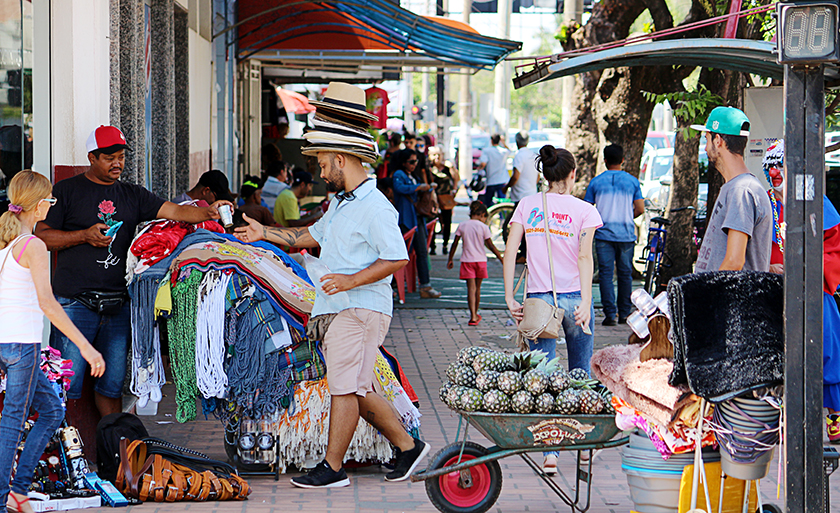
[627,310,650,339]
[653,291,669,317]
[218,204,233,227]
[631,289,657,317]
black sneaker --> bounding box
[384,438,431,482]
[602,317,617,327]
[618,317,628,324]
[290,460,350,488]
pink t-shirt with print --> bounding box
[454,219,493,263]
[510,193,603,293]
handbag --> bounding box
[514,192,564,350]
[117,437,251,502]
[415,189,440,218]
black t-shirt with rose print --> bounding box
[44,173,165,297]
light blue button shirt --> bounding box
[308,179,409,317]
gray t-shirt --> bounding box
[695,172,772,273]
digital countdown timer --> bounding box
[776,2,840,63]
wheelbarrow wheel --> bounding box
[425,441,502,513]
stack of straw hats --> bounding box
[301,82,379,163]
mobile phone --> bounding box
[104,221,123,238]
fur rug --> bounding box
[591,345,691,426]
[667,271,784,402]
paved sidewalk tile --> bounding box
[133,308,836,513]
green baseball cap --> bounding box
[690,106,750,137]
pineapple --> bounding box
[439,382,454,404]
[446,385,469,408]
[569,368,590,381]
[556,389,580,414]
[579,389,605,414]
[453,364,477,387]
[446,362,460,383]
[459,388,483,412]
[482,389,511,413]
[601,390,616,415]
[523,368,549,396]
[511,390,534,414]
[475,370,500,393]
[549,369,572,394]
[472,352,510,374]
[497,371,524,395]
[534,393,555,414]
[458,346,493,366]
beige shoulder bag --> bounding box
[514,192,564,350]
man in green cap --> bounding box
[690,106,772,272]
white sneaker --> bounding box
[543,455,557,475]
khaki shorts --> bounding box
[322,308,391,396]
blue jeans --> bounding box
[50,297,131,400]
[595,240,635,320]
[413,216,431,288]
[526,291,594,374]
[480,184,506,207]
[0,343,64,500]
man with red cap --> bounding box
[35,125,232,421]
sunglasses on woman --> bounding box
[407,160,418,165]
[40,197,57,206]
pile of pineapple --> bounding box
[440,347,615,415]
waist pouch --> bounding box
[75,291,129,316]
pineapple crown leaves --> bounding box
[570,376,600,390]
[535,356,561,375]
[511,350,547,372]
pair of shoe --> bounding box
[420,286,441,299]
[291,439,431,488]
[468,315,482,326]
[828,414,840,443]
[429,247,437,256]
[602,317,617,327]
[542,455,557,476]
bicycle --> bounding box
[485,197,515,251]
[637,206,694,295]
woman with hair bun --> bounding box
[502,146,602,474]
[0,171,104,513]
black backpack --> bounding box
[95,413,149,483]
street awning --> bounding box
[235,0,521,79]
[512,38,840,89]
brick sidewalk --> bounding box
[127,308,836,512]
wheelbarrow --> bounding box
[410,411,629,513]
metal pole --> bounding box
[493,0,511,136]
[783,63,825,513]
[458,0,472,180]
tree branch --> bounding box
[644,0,674,31]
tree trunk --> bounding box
[660,118,701,283]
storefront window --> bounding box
[0,0,32,194]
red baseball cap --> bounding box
[86,125,128,153]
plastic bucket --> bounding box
[623,466,682,513]
[719,447,774,481]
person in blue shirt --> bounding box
[391,149,441,299]
[584,144,644,325]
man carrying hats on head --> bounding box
[172,169,234,205]
[691,107,772,272]
[235,82,429,489]
[274,168,323,227]
[35,125,233,423]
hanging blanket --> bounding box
[667,271,784,402]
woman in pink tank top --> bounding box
[0,172,104,513]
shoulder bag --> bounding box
[514,192,564,350]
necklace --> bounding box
[768,190,784,254]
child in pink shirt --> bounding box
[447,201,503,325]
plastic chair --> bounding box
[394,228,416,304]
[407,219,438,293]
